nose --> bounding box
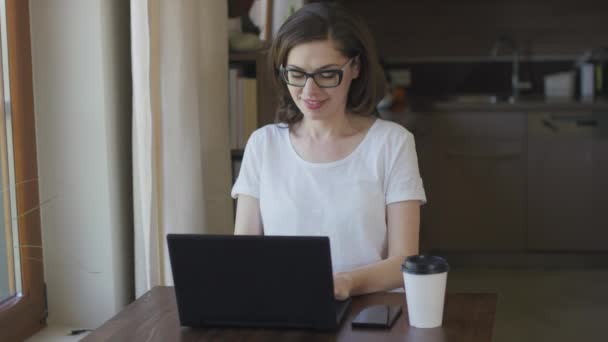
[301,76,322,97]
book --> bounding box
[228,68,239,150]
[242,78,258,148]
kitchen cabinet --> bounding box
[420,112,526,252]
[399,108,608,253]
[527,112,608,251]
[592,112,608,246]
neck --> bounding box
[297,112,359,140]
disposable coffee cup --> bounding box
[401,255,450,328]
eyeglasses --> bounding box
[279,58,355,88]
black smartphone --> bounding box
[351,305,402,329]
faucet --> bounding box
[491,35,531,102]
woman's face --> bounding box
[284,40,359,121]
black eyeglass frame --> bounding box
[278,57,355,89]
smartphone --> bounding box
[351,305,402,329]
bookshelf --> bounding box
[228,48,277,155]
[228,48,278,199]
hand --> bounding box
[333,273,354,300]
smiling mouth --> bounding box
[302,99,325,110]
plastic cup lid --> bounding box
[401,255,449,275]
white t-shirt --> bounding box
[231,118,426,273]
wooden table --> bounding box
[83,286,497,342]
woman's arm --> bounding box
[333,200,420,299]
[234,194,263,235]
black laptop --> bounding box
[166,234,351,331]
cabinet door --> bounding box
[527,112,602,251]
[423,112,526,252]
[592,112,608,249]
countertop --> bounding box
[390,96,608,113]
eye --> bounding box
[288,70,306,79]
[319,71,338,79]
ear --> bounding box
[351,56,361,79]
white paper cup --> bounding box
[402,255,449,328]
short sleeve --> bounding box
[231,130,262,199]
[385,130,427,204]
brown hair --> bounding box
[268,2,386,126]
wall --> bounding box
[30,0,133,328]
[338,0,608,60]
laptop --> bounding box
[166,234,351,331]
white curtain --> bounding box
[131,0,234,297]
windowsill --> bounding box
[25,324,90,342]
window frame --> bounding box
[0,0,46,340]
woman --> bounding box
[231,2,426,300]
